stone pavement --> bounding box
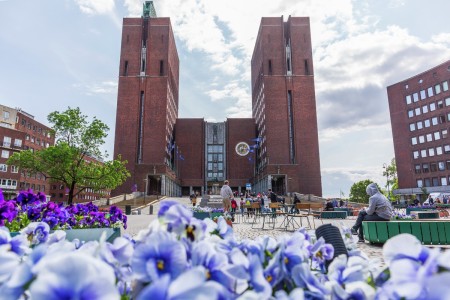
[124,196,385,267]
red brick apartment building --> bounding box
[113,2,322,197]
[387,60,450,199]
[0,105,54,199]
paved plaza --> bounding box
[124,197,385,267]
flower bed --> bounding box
[0,189,127,231]
[2,199,450,299]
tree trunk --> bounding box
[68,181,76,205]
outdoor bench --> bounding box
[362,220,450,245]
[320,211,347,219]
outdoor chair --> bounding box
[257,203,282,230]
[309,203,324,229]
[286,203,311,230]
[249,203,262,228]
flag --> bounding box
[179,154,185,161]
[340,190,345,197]
[250,137,262,142]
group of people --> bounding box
[221,180,394,244]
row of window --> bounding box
[2,137,22,148]
[0,179,17,188]
[406,80,449,105]
[19,182,46,192]
[0,164,18,173]
[415,161,450,174]
[207,172,224,179]
[417,176,450,188]
[25,134,50,148]
[412,144,450,159]
[19,119,51,138]
[408,97,450,118]
[409,114,450,131]
[411,129,448,145]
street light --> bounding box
[143,178,148,204]
[383,163,390,199]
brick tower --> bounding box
[113,1,180,196]
[251,16,322,196]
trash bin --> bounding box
[149,205,154,215]
[125,205,132,215]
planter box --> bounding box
[210,212,223,219]
[193,212,210,220]
[10,228,121,243]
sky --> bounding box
[1,0,450,197]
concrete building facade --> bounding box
[387,60,450,198]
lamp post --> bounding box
[383,163,390,199]
[143,178,147,204]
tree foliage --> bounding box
[8,107,130,205]
[349,179,375,204]
[383,158,398,200]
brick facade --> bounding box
[387,60,450,197]
[113,10,322,197]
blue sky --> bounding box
[1,0,450,197]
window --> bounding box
[441,177,448,186]
[432,117,438,125]
[417,121,423,130]
[430,102,436,111]
[420,90,427,100]
[424,178,431,187]
[413,151,419,159]
[14,139,22,147]
[422,163,430,173]
[421,149,427,157]
[437,146,443,155]
[431,163,437,172]
[434,131,441,140]
[443,129,449,139]
[446,98,450,106]
[415,164,421,174]
[406,95,412,104]
[123,61,128,76]
[11,165,18,173]
[443,81,449,91]
[408,110,414,118]
[438,100,444,109]
[410,123,416,131]
[426,134,432,142]
[21,119,26,126]
[0,164,7,172]
[3,111,9,119]
[25,135,29,141]
[422,105,428,114]
[159,60,164,76]
[428,87,434,97]
[440,115,446,124]
[435,84,441,94]
[413,93,419,102]
[429,148,435,156]
[419,135,425,143]
[31,136,35,143]
[417,179,423,187]
[447,160,450,170]
[424,119,431,127]
[3,136,11,147]
[445,145,450,153]
[432,177,439,187]
[268,60,272,75]
[411,137,417,145]
[439,161,446,171]
[1,150,9,158]
[415,107,421,116]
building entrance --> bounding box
[207,181,223,195]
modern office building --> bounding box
[113,2,322,197]
[387,60,450,199]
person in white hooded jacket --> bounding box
[351,183,394,243]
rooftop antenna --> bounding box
[142,1,157,18]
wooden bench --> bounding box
[362,220,450,245]
[320,211,347,219]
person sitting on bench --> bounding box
[351,183,394,243]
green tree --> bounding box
[8,107,130,205]
[349,179,375,203]
[383,158,398,201]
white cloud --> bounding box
[73,81,118,96]
[74,0,115,15]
